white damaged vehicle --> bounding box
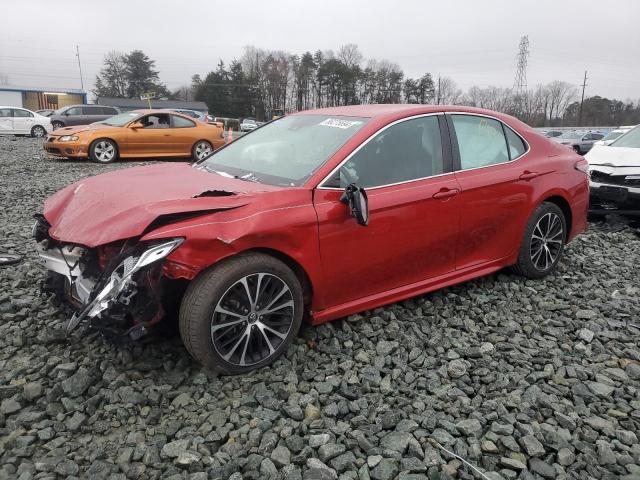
[586,125,640,215]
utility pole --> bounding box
[436,76,441,105]
[75,45,85,92]
[578,70,588,127]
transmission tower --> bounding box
[513,35,529,96]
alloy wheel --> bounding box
[32,126,46,138]
[529,212,564,271]
[195,141,212,160]
[94,141,115,162]
[211,273,294,367]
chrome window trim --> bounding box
[445,111,531,170]
[317,112,447,191]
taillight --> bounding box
[574,159,589,175]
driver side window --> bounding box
[331,115,443,189]
[141,114,171,129]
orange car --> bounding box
[43,109,225,163]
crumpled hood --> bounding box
[44,163,279,247]
[586,145,640,168]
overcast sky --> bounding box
[2,0,639,101]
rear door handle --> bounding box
[519,171,539,180]
[432,188,460,200]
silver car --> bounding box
[49,105,120,130]
[554,131,604,155]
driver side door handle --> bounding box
[519,171,539,180]
[432,188,460,200]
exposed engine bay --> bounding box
[33,214,184,340]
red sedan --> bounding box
[34,105,589,374]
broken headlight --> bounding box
[67,238,183,333]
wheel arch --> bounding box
[239,247,314,314]
[540,194,573,238]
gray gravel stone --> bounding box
[1,139,639,480]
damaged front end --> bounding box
[33,214,183,340]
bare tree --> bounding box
[0,73,8,86]
[436,76,462,105]
[337,44,363,69]
[546,80,577,125]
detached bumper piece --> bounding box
[589,171,640,216]
[34,215,183,340]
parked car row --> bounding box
[43,109,225,163]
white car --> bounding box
[593,126,635,146]
[240,118,258,132]
[0,106,53,138]
[586,125,640,214]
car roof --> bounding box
[292,104,533,131]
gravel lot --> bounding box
[1,136,640,480]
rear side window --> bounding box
[335,115,443,188]
[0,108,13,117]
[82,106,101,115]
[451,115,509,170]
[172,115,196,128]
[13,109,33,118]
[504,126,527,159]
[103,107,118,115]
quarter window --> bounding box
[451,115,509,170]
[172,115,196,128]
[333,116,443,188]
[504,126,527,159]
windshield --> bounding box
[197,114,368,186]
[99,112,141,127]
[602,131,623,142]
[611,126,640,148]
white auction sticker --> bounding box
[319,118,362,129]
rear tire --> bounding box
[179,253,303,374]
[512,202,566,279]
[31,125,47,138]
[192,140,213,161]
[89,138,119,163]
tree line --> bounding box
[93,45,640,127]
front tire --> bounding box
[513,202,566,279]
[51,121,64,130]
[89,139,119,163]
[179,253,303,374]
[192,140,213,161]
[31,125,47,138]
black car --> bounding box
[49,105,120,130]
[586,125,640,215]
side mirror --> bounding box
[340,183,369,226]
[130,121,143,129]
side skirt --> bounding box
[310,259,510,326]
